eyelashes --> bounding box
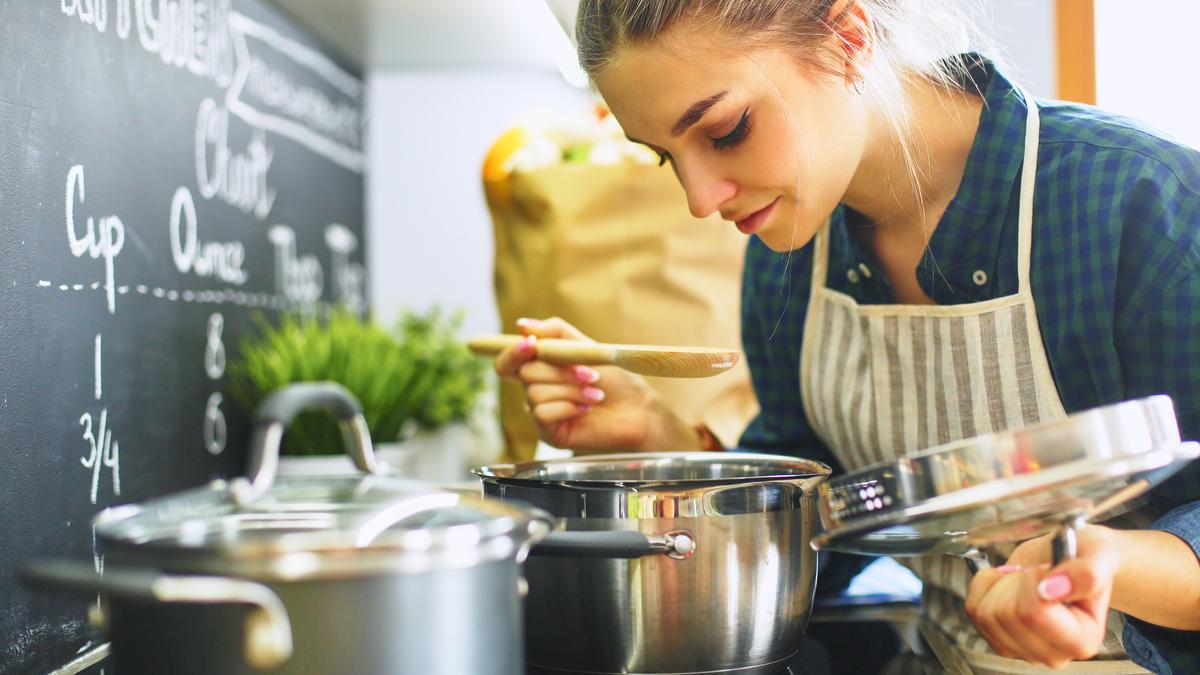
[712,109,750,151]
[654,107,751,168]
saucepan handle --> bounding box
[961,515,1085,575]
[962,548,993,574]
[532,529,696,560]
[1051,515,1086,566]
[23,561,293,670]
[233,382,377,506]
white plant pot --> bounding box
[376,423,474,483]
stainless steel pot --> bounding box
[477,452,831,674]
[26,383,550,675]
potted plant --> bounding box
[229,308,490,480]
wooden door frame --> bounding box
[1056,0,1096,104]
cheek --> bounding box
[747,103,852,199]
[750,110,856,253]
[749,111,804,189]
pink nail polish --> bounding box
[574,366,600,384]
[995,564,1021,573]
[582,386,606,403]
[1037,574,1072,601]
[577,404,592,413]
[518,336,537,355]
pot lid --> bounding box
[812,396,1200,556]
[93,383,550,579]
[95,474,546,576]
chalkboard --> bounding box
[0,1,365,671]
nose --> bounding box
[676,161,737,219]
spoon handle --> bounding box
[468,334,617,366]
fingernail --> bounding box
[582,386,606,403]
[1037,574,1072,601]
[577,404,592,413]
[573,366,600,384]
[517,335,538,355]
[995,564,1021,573]
[516,317,541,329]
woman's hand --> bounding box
[491,316,701,453]
[964,526,1119,669]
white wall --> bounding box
[987,0,1057,98]
[366,70,590,335]
[1095,0,1200,149]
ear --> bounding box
[828,0,875,85]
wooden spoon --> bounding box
[468,334,740,379]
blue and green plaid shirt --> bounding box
[738,56,1200,673]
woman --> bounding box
[493,0,1200,671]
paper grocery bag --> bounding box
[486,163,759,461]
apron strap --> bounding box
[1014,85,1041,297]
[810,219,832,296]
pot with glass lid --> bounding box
[25,383,550,675]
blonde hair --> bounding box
[576,0,996,131]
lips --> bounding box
[733,198,779,235]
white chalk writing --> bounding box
[226,12,364,172]
[66,165,125,314]
[61,0,109,32]
[204,312,226,379]
[268,224,323,304]
[80,334,120,504]
[204,392,226,455]
[134,0,235,86]
[169,186,248,284]
[195,98,276,220]
[202,313,227,455]
[325,224,365,313]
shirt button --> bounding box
[847,269,861,284]
[972,270,988,286]
[858,263,873,278]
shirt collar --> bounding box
[915,54,1032,301]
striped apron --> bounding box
[799,88,1152,674]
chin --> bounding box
[756,220,820,253]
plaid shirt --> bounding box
[738,56,1200,673]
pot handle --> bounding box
[515,507,556,564]
[961,514,1086,575]
[23,561,293,671]
[1050,514,1087,566]
[232,382,378,506]
[531,530,696,560]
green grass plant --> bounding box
[230,308,486,455]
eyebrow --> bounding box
[625,90,729,147]
[671,91,728,137]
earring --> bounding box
[853,76,866,95]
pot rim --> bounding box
[474,451,831,490]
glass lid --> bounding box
[813,396,1199,556]
[95,474,541,557]
[93,383,549,572]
